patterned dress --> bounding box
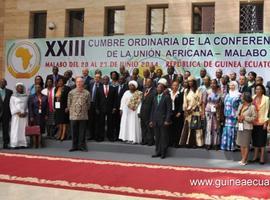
[179,89,204,147]
[221,93,241,151]
[205,91,222,146]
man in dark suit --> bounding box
[0,79,13,149]
[215,69,223,86]
[114,76,128,139]
[119,65,130,80]
[196,68,207,87]
[142,69,151,89]
[87,74,102,141]
[238,75,251,94]
[149,78,172,159]
[96,76,117,141]
[64,70,75,89]
[139,78,156,146]
[149,64,157,80]
[45,66,64,87]
[162,65,178,87]
[82,68,93,89]
[127,68,143,90]
[247,71,257,96]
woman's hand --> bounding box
[238,115,244,122]
[263,122,268,130]
[164,121,171,126]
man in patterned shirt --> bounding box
[67,77,91,152]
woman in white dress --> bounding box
[119,80,142,144]
[9,83,28,148]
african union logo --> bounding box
[7,40,41,78]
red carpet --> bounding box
[0,152,269,200]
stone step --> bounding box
[44,139,243,161]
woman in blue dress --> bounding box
[221,81,241,151]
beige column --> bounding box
[168,1,192,34]
[215,0,240,33]
[46,9,67,38]
[125,3,147,35]
[3,0,30,77]
[264,0,270,33]
[84,3,105,36]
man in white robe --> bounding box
[9,83,28,148]
[119,80,142,144]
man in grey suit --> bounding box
[149,78,172,159]
[0,79,13,149]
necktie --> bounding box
[157,95,161,104]
[144,89,150,97]
[92,84,96,102]
[118,85,121,94]
[105,85,109,97]
[0,89,3,101]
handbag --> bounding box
[25,125,40,136]
[189,106,202,130]
[190,115,202,130]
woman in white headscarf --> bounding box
[9,83,28,148]
[221,81,241,151]
[119,80,143,144]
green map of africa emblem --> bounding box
[15,47,33,70]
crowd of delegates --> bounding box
[1,65,270,164]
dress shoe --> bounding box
[87,137,94,141]
[259,161,265,165]
[147,142,154,146]
[3,144,9,149]
[206,145,211,150]
[140,142,147,145]
[152,154,161,158]
[69,148,78,152]
[79,148,88,152]
[161,155,166,159]
[214,145,220,151]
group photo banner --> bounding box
[5,34,270,89]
